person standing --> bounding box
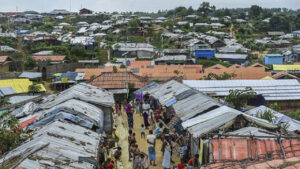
[187,154,201,169]
[115,101,121,116]
[146,130,156,166]
[126,101,134,129]
[142,100,150,129]
[176,130,189,162]
[162,136,172,169]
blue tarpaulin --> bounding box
[165,99,177,107]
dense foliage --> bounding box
[225,87,257,110]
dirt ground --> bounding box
[116,109,180,169]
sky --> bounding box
[0,0,299,13]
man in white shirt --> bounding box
[147,130,156,166]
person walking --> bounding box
[142,100,150,129]
[126,101,134,129]
[146,130,156,166]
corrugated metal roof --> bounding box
[9,95,40,104]
[183,80,300,101]
[19,72,42,79]
[41,83,114,108]
[182,106,277,137]
[39,99,104,128]
[155,55,187,61]
[225,127,277,138]
[145,80,191,106]
[215,53,248,60]
[173,92,221,121]
[246,105,300,131]
[0,86,16,97]
[0,120,101,169]
[134,82,159,94]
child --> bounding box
[141,124,145,138]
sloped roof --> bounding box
[0,120,101,169]
[182,106,277,137]
[41,83,114,108]
[33,55,66,62]
[183,79,300,101]
[0,86,16,97]
[19,72,42,79]
[246,105,300,131]
[204,64,272,80]
[273,64,300,71]
[0,79,46,94]
[272,71,299,80]
[90,72,148,89]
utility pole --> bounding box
[122,51,129,98]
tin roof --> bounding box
[182,106,277,137]
[19,72,42,79]
[183,79,300,101]
[0,120,101,169]
[41,83,114,108]
[0,86,16,97]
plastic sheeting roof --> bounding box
[183,80,300,101]
[0,120,101,169]
[182,106,277,137]
[246,106,300,131]
[37,99,104,129]
[41,83,114,108]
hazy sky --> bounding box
[0,0,299,12]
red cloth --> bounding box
[108,163,114,169]
[178,163,184,169]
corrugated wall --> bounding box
[211,138,300,162]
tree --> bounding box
[198,2,212,17]
[204,72,237,80]
[0,98,9,108]
[270,15,290,32]
[28,84,41,94]
[249,5,262,18]
[225,87,257,110]
[24,56,37,70]
[0,112,24,153]
[120,64,126,68]
[113,66,118,73]
[174,6,187,17]
[128,19,141,28]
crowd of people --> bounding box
[112,97,202,169]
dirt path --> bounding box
[119,110,180,169]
